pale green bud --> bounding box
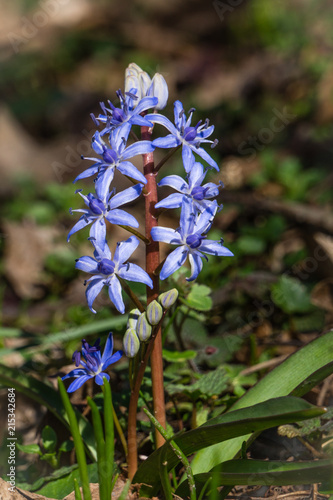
[158,288,179,309]
[136,312,152,342]
[146,300,163,325]
[123,328,140,358]
[127,308,141,330]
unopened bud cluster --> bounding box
[123,289,179,358]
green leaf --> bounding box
[271,275,312,314]
[184,284,213,311]
[35,463,98,499]
[16,443,41,455]
[0,363,97,461]
[59,439,75,453]
[191,329,333,476]
[190,367,229,398]
[134,396,325,496]
[162,349,197,363]
[176,459,333,497]
[42,425,57,452]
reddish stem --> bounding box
[141,125,166,447]
[127,126,166,480]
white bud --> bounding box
[149,73,168,110]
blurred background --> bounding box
[1,0,333,489]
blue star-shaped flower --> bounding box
[67,182,143,249]
[62,333,123,393]
[151,198,233,281]
[146,100,219,172]
[93,88,158,139]
[76,236,153,314]
[155,156,223,213]
[75,129,154,200]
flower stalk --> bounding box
[142,124,166,449]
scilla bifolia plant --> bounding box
[61,64,333,500]
[61,62,231,493]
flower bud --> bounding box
[123,328,140,358]
[158,288,179,309]
[148,73,168,110]
[136,312,152,342]
[146,300,163,325]
[127,308,141,330]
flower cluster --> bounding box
[68,63,232,315]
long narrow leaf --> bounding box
[134,396,325,494]
[191,330,333,475]
[176,459,333,498]
[58,378,92,500]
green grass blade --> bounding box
[58,378,92,500]
[102,379,114,500]
[87,397,108,500]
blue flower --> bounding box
[151,198,233,281]
[155,156,223,213]
[76,235,153,314]
[67,183,143,249]
[93,88,158,139]
[75,129,153,199]
[62,332,123,393]
[146,101,219,172]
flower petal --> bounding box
[182,145,195,172]
[102,350,123,370]
[74,165,99,183]
[199,241,234,257]
[122,140,155,159]
[86,279,105,313]
[187,252,203,281]
[90,219,107,250]
[188,162,205,188]
[113,236,139,265]
[180,197,195,238]
[67,217,92,242]
[117,161,146,184]
[108,277,125,313]
[192,146,219,171]
[174,100,185,130]
[158,175,188,192]
[152,135,179,149]
[67,375,93,393]
[118,263,153,288]
[155,193,184,210]
[109,183,143,209]
[150,227,182,245]
[75,256,99,273]
[160,246,188,280]
[62,368,88,380]
[105,209,139,228]
[96,167,115,201]
[145,113,178,135]
[101,332,113,363]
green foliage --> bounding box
[271,275,313,314]
[182,284,213,312]
[134,396,327,496]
